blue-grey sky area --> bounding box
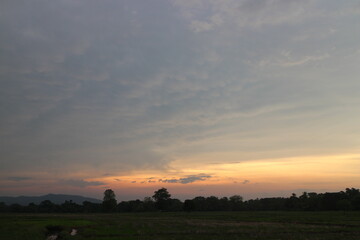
[1,0,360,199]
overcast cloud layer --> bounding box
[1,0,360,197]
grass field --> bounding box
[1,211,360,240]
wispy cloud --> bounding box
[159,174,212,184]
[259,52,330,67]
[6,177,32,182]
[59,179,105,188]
[174,0,317,33]
[242,180,250,184]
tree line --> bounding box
[1,187,360,213]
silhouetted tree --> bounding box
[153,188,171,201]
[153,188,171,211]
[3,187,360,213]
[345,188,360,199]
[61,200,81,213]
[117,199,154,212]
[10,203,23,212]
[285,193,300,210]
[83,201,101,213]
[102,189,117,212]
[0,202,7,213]
[345,188,360,210]
[205,196,221,211]
[245,198,262,211]
[351,195,360,210]
[184,200,195,212]
[336,199,351,210]
[192,196,206,211]
[126,200,144,212]
[167,199,183,211]
[26,203,38,213]
[143,197,156,211]
[321,193,343,210]
[229,195,243,211]
[116,201,130,212]
[219,197,230,211]
[39,200,57,213]
[305,192,321,211]
[258,198,283,210]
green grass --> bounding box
[1,212,360,240]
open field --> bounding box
[1,211,360,240]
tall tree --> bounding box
[152,188,171,211]
[102,189,117,212]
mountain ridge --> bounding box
[0,194,102,205]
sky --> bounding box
[1,0,360,201]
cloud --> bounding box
[190,20,214,33]
[189,14,223,33]
[160,179,179,183]
[102,173,113,176]
[259,51,330,67]
[59,179,105,188]
[242,180,250,184]
[6,177,32,182]
[2,0,356,177]
[159,174,212,184]
[280,54,330,67]
[174,0,317,33]
[1,0,360,198]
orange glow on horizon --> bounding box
[5,153,358,199]
[82,153,360,199]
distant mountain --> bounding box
[0,194,102,205]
